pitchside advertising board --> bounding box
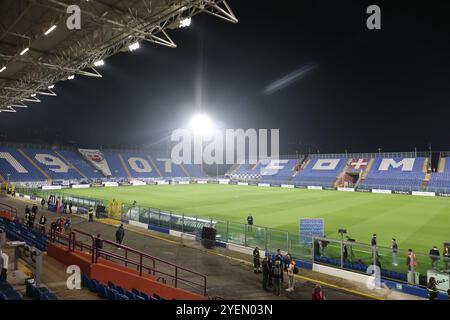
[299,218,324,245]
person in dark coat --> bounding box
[247,215,253,232]
[41,198,46,210]
[272,260,282,296]
[275,249,284,283]
[267,256,273,288]
[115,224,125,246]
[262,256,270,291]
[253,247,261,273]
[427,277,438,300]
[38,215,47,233]
[69,201,73,214]
[429,246,440,270]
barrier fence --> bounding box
[313,236,450,290]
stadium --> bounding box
[0,0,449,310]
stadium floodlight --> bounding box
[0,66,5,73]
[93,60,104,67]
[44,25,57,36]
[20,47,30,55]
[129,42,140,52]
[67,75,75,80]
[48,85,54,89]
[179,17,192,28]
[190,114,213,137]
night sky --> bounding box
[1,0,450,154]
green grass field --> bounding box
[54,184,450,255]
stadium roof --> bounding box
[0,0,237,113]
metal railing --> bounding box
[312,236,450,288]
[0,202,17,217]
[49,225,207,296]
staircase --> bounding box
[147,156,163,178]
[293,157,309,177]
[437,157,446,173]
[358,158,375,184]
[334,159,352,187]
[422,173,431,191]
[117,154,132,178]
[179,163,191,178]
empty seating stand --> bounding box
[0,218,48,251]
[0,280,23,300]
[25,280,58,300]
[81,274,163,301]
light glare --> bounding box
[190,114,213,137]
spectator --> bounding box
[30,210,36,228]
[284,254,292,272]
[31,204,38,216]
[253,247,261,273]
[371,233,379,258]
[115,224,125,247]
[275,249,284,283]
[247,215,253,232]
[286,260,296,292]
[321,236,329,258]
[267,256,273,288]
[58,217,65,234]
[391,238,398,266]
[69,201,73,214]
[343,244,349,263]
[262,256,270,291]
[427,277,438,300]
[40,198,45,210]
[429,246,440,270]
[63,202,68,214]
[0,250,8,281]
[64,217,71,232]
[444,247,450,272]
[312,284,325,300]
[407,249,417,271]
[38,215,47,233]
[25,205,30,222]
[314,239,321,258]
[88,207,94,222]
[447,289,450,301]
[272,260,282,296]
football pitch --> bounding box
[56,184,450,255]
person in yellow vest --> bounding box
[88,207,94,222]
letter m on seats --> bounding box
[379,158,415,171]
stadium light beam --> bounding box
[129,42,140,52]
[190,114,213,137]
[44,25,57,36]
[0,66,6,73]
[93,60,105,67]
[20,47,30,55]
[48,85,54,89]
